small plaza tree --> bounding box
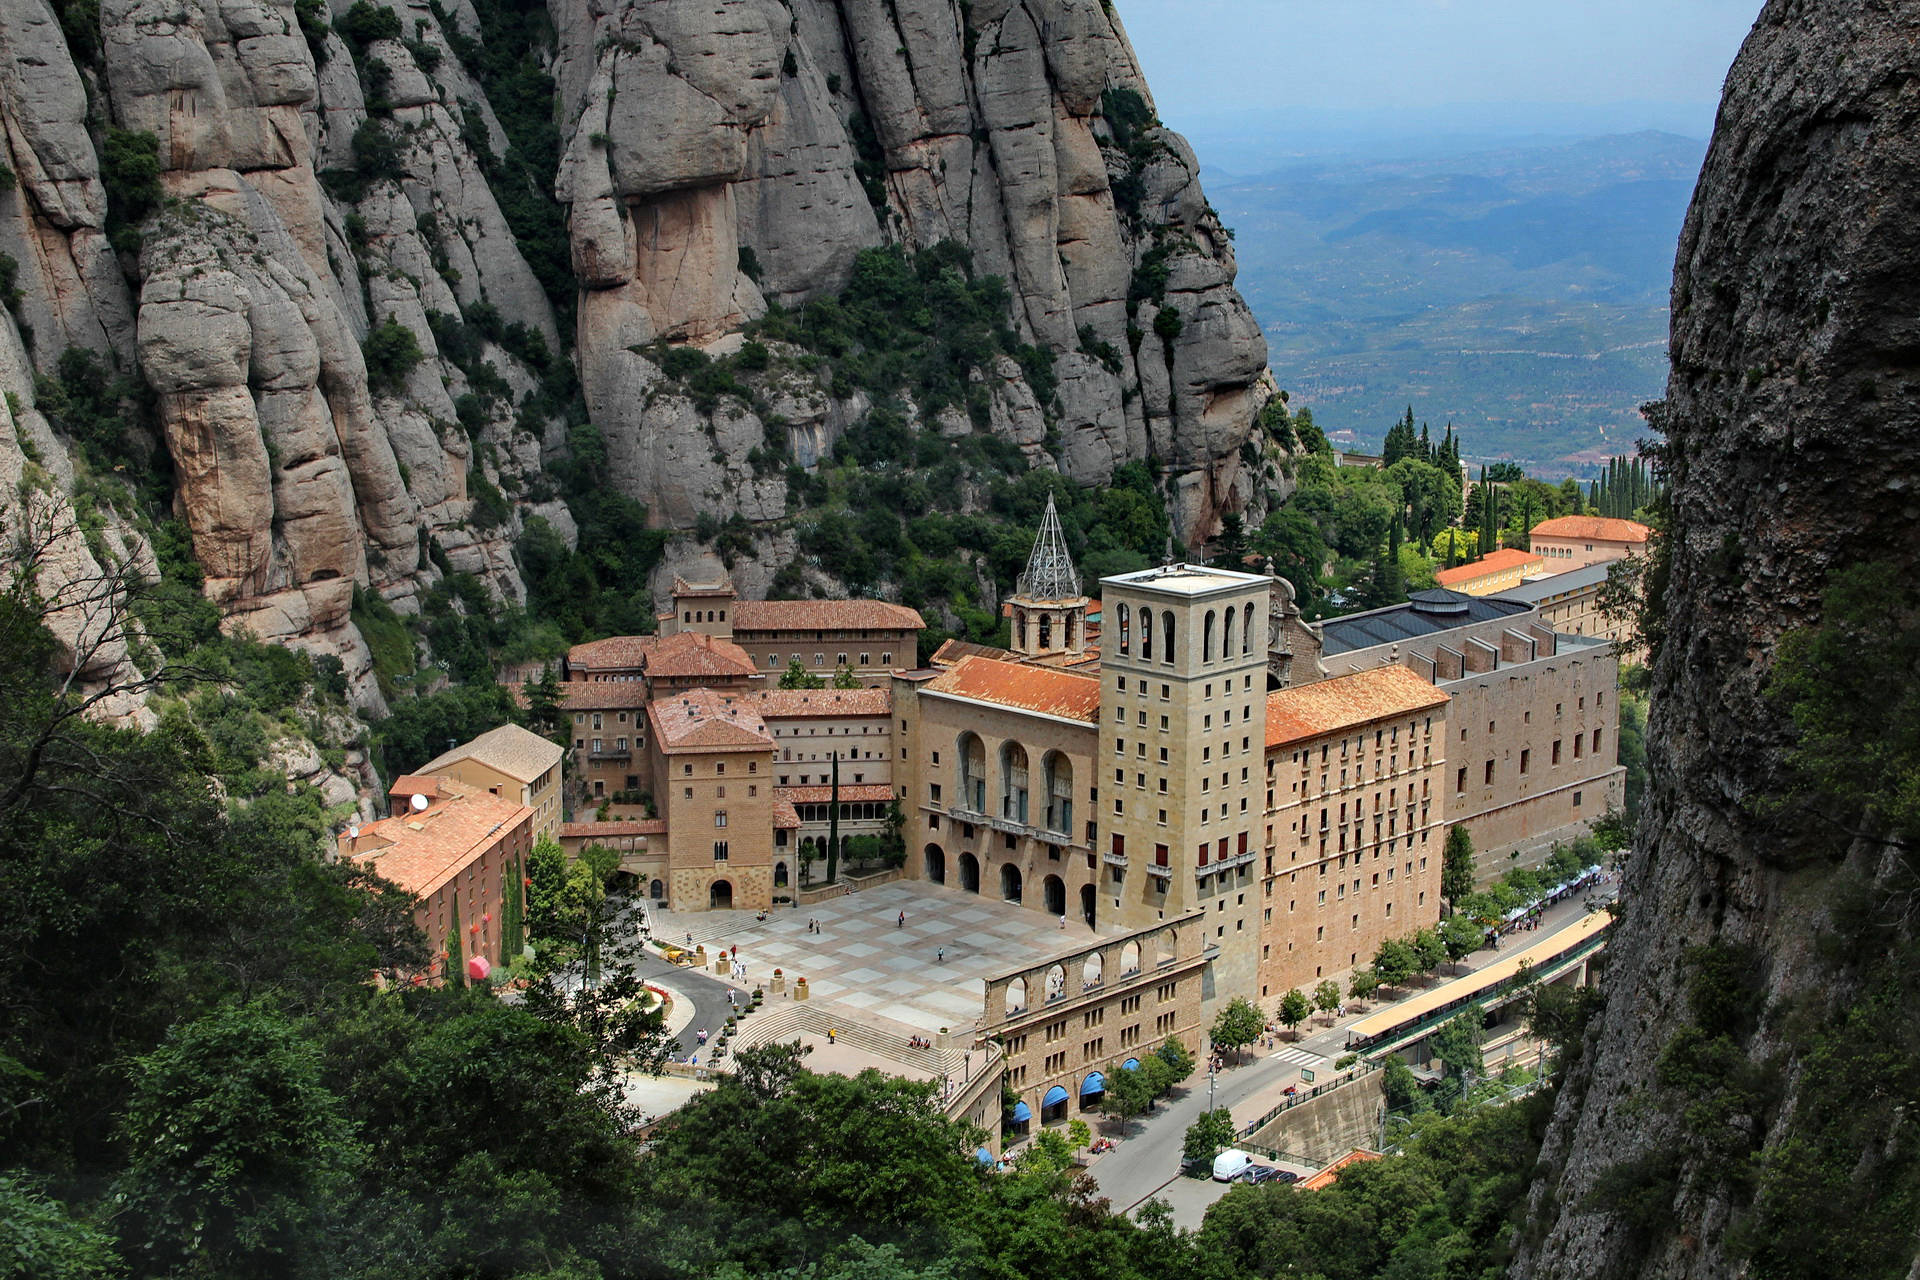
[1210,996,1266,1063]
[1313,979,1342,1024]
[1183,1108,1237,1167]
[1278,988,1311,1040]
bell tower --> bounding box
[1006,494,1090,659]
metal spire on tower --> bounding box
[1017,493,1081,601]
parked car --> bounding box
[1236,1164,1287,1183]
[1211,1149,1256,1182]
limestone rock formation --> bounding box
[1515,4,1920,1276]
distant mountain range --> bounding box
[1204,131,1709,477]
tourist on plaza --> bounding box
[898,911,906,928]
[937,946,945,963]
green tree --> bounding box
[1182,1108,1237,1166]
[1105,1059,1157,1122]
[1431,1003,1486,1083]
[1374,937,1418,989]
[1441,823,1477,904]
[780,657,827,689]
[1347,966,1381,1006]
[0,1173,123,1279]
[1154,1035,1197,1085]
[1440,914,1484,971]
[1313,979,1342,1023]
[1411,926,1448,977]
[831,664,862,688]
[1209,995,1265,1063]
[1278,988,1311,1039]
[1381,1056,1430,1117]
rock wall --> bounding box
[1514,4,1920,1276]
[0,0,1274,707]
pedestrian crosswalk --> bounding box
[1269,1045,1325,1069]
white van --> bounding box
[1212,1149,1255,1182]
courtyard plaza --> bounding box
[643,879,1116,1036]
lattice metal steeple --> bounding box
[1016,494,1082,601]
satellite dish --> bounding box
[348,824,360,840]
[410,793,430,812]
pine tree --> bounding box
[502,855,525,962]
[446,900,464,986]
[1418,421,1432,464]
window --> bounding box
[859,653,870,666]
[1484,760,1495,785]
[1520,748,1530,774]
[712,841,729,861]
[1456,767,1467,793]
[1552,740,1562,765]
[1574,790,1583,807]
[715,811,728,827]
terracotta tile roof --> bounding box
[417,723,563,784]
[1434,549,1544,587]
[647,688,774,753]
[921,655,1101,724]
[730,599,924,633]
[554,682,654,709]
[387,774,444,800]
[1529,515,1651,544]
[1300,1149,1382,1191]
[671,575,735,597]
[930,638,1015,666]
[644,631,757,680]
[774,784,898,805]
[1266,666,1450,747]
[561,819,667,839]
[568,635,657,671]
[340,778,530,900]
[741,687,891,718]
[772,797,801,829]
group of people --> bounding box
[907,1035,933,1049]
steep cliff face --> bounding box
[1515,4,1920,1276]
[0,0,1272,707]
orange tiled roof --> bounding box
[1529,515,1651,544]
[645,631,757,680]
[648,688,774,753]
[418,722,563,783]
[772,797,801,829]
[1434,548,1544,587]
[775,784,898,805]
[555,682,654,709]
[671,575,735,597]
[340,778,531,899]
[742,687,891,717]
[1299,1149,1382,1190]
[568,635,657,671]
[1266,666,1450,747]
[931,638,1014,666]
[561,819,667,839]
[922,655,1101,724]
[731,599,924,633]
[387,774,444,800]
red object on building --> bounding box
[467,955,492,981]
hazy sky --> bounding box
[1117,0,1760,141]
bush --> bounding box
[362,319,422,395]
[336,0,402,47]
[101,129,162,254]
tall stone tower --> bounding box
[1006,495,1090,659]
[1097,562,1272,1005]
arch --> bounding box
[1117,602,1131,654]
[1041,1084,1071,1123]
[650,878,665,901]
[958,732,987,812]
[959,852,980,893]
[1038,613,1053,650]
[1139,607,1154,660]
[1163,611,1176,663]
[1244,601,1256,655]
[1222,604,1235,659]
[924,843,947,884]
[1204,609,1216,662]
[999,741,1030,823]
[1081,949,1104,989]
[1043,751,1073,834]
[1080,1071,1106,1108]
[709,879,733,910]
[1043,874,1066,917]
[1000,862,1024,903]
[1043,962,1067,1002]
[1080,883,1096,929]
[773,861,789,888]
[1154,927,1176,967]
[1120,940,1141,975]
[1005,976,1027,1015]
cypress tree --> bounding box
[447,900,464,986]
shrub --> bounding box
[362,319,422,395]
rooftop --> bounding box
[1493,561,1615,604]
[647,688,774,753]
[1099,562,1271,598]
[561,818,667,839]
[417,722,563,784]
[568,635,657,671]
[1434,548,1544,588]
[776,783,898,805]
[645,631,758,681]
[671,574,736,598]
[731,598,924,633]
[1266,666,1451,747]
[340,778,531,900]
[742,687,891,717]
[1530,515,1651,544]
[921,655,1102,724]
[1316,591,1534,657]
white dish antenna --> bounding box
[410,793,430,812]
[348,824,360,839]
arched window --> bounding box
[1204,610,1216,663]
[1140,608,1154,661]
[1222,606,1235,660]
[1043,752,1074,834]
[1244,601,1256,655]
[1117,603,1131,654]
[1000,742,1030,823]
[1163,611,1176,663]
[958,732,986,812]
[1039,614,1052,650]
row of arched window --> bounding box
[956,732,1074,833]
[1112,600,1258,664]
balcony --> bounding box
[1101,850,1129,869]
[588,748,632,762]
[1146,861,1172,879]
[1203,849,1257,875]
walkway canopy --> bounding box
[975,1147,993,1164]
[1009,1101,1032,1122]
[1121,1057,1140,1071]
[1080,1071,1105,1095]
[1042,1085,1070,1107]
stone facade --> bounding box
[647,690,777,911]
[980,914,1210,1128]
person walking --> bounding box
[898,910,906,928]
[937,946,945,964]
[696,1027,708,1045]
[828,1027,837,1044]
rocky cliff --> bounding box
[0,0,1275,707]
[1514,4,1920,1276]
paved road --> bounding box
[1088,879,1618,1219]
[630,949,742,1060]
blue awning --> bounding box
[1122,1057,1140,1070]
[975,1146,993,1164]
[1081,1071,1105,1095]
[1009,1101,1032,1122]
[1043,1085,1070,1107]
